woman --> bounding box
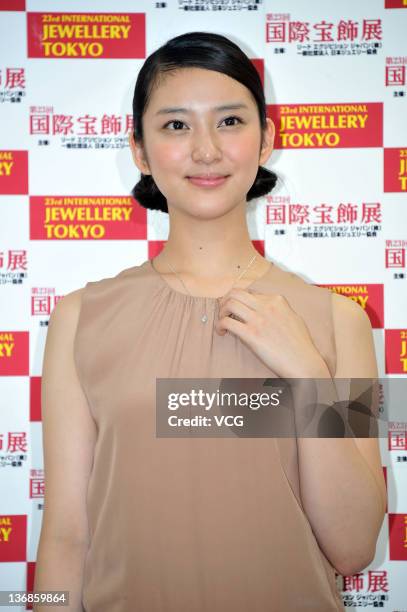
[35,32,386,612]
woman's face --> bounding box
[130,67,274,217]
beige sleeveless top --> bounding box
[74,258,345,612]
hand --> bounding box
[215,288,330,379]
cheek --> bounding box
[146,141,187,196]
[228,132,261,166]
[150,141,185,170]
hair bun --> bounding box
[247,166,278,201]
[131,174,168,212]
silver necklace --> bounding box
[164,254,258,324]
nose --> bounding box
[191,126,223,163]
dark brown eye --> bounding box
[221,116,243,127]
[163,120,186,130]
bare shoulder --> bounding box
[43,287,88,369]
[49,286,85,322]
[330,292,377,378]
[331,291,371,327]
[331,290,365,312]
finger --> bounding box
[215,312,253,343]
[218,296,253,325]
[218,287,258,311]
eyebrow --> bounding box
[154,103,250,116]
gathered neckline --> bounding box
[146,257,274,301]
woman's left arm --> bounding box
[297,292,387,577]
[216,286,387,576]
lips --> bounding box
[187,174,228,179]
[187,175,230,188]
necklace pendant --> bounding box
[201,313,208,324]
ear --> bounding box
[128,131,152,175]
[259,117,275,166]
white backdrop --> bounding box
[0,0,406,610]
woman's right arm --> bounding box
[33,288,97,612]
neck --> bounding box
[153,201,267,281]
